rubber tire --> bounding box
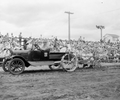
[2,59,10,72]
[61,54,78,72]
[8,58,25,75]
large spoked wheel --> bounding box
[2,59,10,72]
[8,58,25,75]
[61,53,78,72]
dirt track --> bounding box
[0,63,120,100]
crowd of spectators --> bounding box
[0,33,120,62]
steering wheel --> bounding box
[32,44,41,50]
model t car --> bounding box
[2,43,78,75]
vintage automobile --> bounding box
[2,43,78,75]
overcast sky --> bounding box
[0,0,120,41]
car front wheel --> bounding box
[8,58,25,75]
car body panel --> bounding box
[5,48,67,67]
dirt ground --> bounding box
[0,63,120,100]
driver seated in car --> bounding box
[40,40,52,51]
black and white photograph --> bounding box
[0,0,120,100]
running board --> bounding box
[28,61,61,67]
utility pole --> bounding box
[65,11,74,43]
[96,25,105,42]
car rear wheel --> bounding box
[2,59,10,72]
[8,58,25,75]
[61,54,78,72]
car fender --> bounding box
[9,55,30,67]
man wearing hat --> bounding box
[41,40,51,51]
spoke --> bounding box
[17,60,19,65]
[17,68,21,71]
[13,61,16,65]
[62,54,77,72]
[10,60,23,72]
[8,58,25,75]
[15,68,18,72]
[11,66,16,71]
